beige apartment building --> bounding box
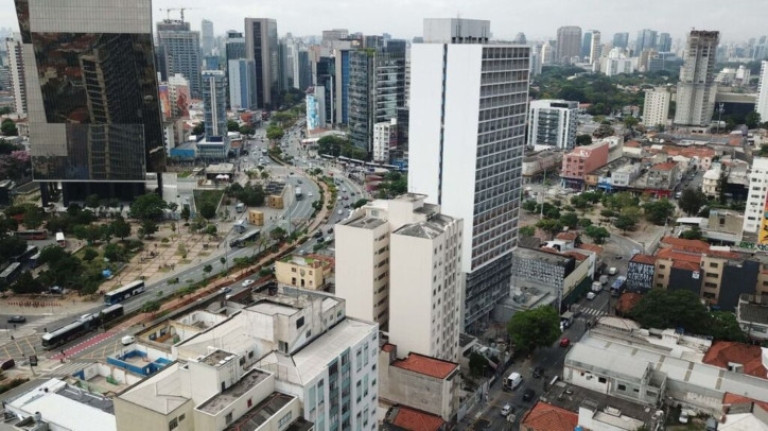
[275,255,332,291]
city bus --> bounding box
[13,245,39,264]
[610,276,627,297]
[104,280,146,305]
[15,230,48,240]
[41,305,124,349]
[0,262,22,285]
[229,229,260,248]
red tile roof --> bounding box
[625,140,641,148]
[723,393,768,412]
[672,260,701,272]
[555,231,579,241]
[630,254,657,265]
[520,401,579,431]
[392,353,458,379]
[705,250,742,260]
[578,243,604,254]
[651,162,677,171]
[382,343,396,353]
[562,251,588,261]
[660,236,710,251]
[389,406,445,431]
[656,248,702,264]
[703,342,767,380]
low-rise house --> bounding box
[736,294,768,341]
[275,255,333,291]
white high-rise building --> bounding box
[742,157,768,242]
[589,30,602,65]
[372,118,397,163]
[408,18,529,330]
[389,208,463,362]
[674,30,719,127]
[757,61,768,123]
[5,37,25,115]
[527,99,578,150]
[228,59,256,110]
[642,87,671,129]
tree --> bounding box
[22,206,45,229]
[603,192,638,210]
[266,125,285,142]
[629,289,711,333]
[709,311,747,342]
[643,199,675,225]
[0,236,27,263]
[352,199,369,209]
[1,119,18,136]
[192,122,204,135]
[203,264,213,275]
[536,219,563,239]
[614,215,637,232]
[11,272,43,294]
[680,227,703,240]
[584,225,610,244]
[576,134,593,146]
[141,300,161,313]
[519,225,536,237]
[180,205,191,222]
[678,188,707,216]
[559,212,578,229]
[85,194,101,209]
[110,216,131,241]
[507,306,561,354]
[104,243,125,262]
[239,125,254,136]
[468,352,488,377]
[82,247,99,262]
[130,193,168,222]
[578,218,593,228]
[746,111,761,129]
[199,202,217,219]
[138,219,158,239]
[227,120,240,132]
[270,226,287,242]
[204,224,217,237]
[522,200,538,213]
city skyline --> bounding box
[0,0,765,42]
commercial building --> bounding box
[522,150,562,183]
[612,32,629,49]
[560,141,610,189]
[758,61,768,123]
[556,26,582,64]
[408,18,529,331]
[658,33,672,52]
[280,34,301,90]
[600,48,635,76]
[642,87,671,129]
[245,18,279,109]
[742,157,768,243]
[527,99,578,150]
[634,29,658,55]
[589,30,601,65]
[674,31,720,128]
[372,118,397,163]
[201,19,214,56]
[228,59,256,110]
[16,0,165,205]
[202,70,227,140]
[5,37,25,115]
[157,19,202,99]
[564,317,768,417]
[348,40,406,151]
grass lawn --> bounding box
[193,189,225,214]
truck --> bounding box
[610,276,627,297]
[560,311,574,329]
[295,187,303,199]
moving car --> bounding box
[500,404,512,417]
[242,279,255,287]
[7,316,26,324]
[587,291,597,300]
[559,337,571,348]
[608,267,618,275]
[121,335,136,346]
[522,389,536,402]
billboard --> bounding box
[759,191,768,245]
[159,85,171,120]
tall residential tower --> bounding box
[674,30,719,127]
[556,26,582,64]
[244,18,279,109]
[157,19,202,98]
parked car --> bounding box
[7,316,26,324]
[559,337,571,348]
[679,410,690,424]
[587,291,597,300]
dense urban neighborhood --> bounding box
[0,2,766,431]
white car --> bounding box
[121,335,136,346]
[500,404,512,417]
[338,210,343,215]
[679,410,689,424]
[586,292,597,300]
[242,279,255,287]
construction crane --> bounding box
[158,7,198,22]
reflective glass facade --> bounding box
[16,0,164,184]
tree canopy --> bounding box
[643,199,675,225]
[129,193,168,222]
[678,188,707,216]
[507,306,561,354]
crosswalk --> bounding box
[578,307,607,317]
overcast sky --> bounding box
[0,0,764,43]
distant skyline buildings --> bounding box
[556,26,581,64]
[157,19,203,98]
[244,17,279,109]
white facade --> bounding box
[702,165,721,198]
[335,194,446,328]
[527,99,578,150]
[642,87,670,128]
[589,30,601,65]
[674,31,719,127]
[757,61,768,123]
[389,213,463,362]
[422,18,490,43]
[600,49,635,76]
[408,29,529,329]
[5,37,25,115]
[372,118,397,163]
[742,157,768,238]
